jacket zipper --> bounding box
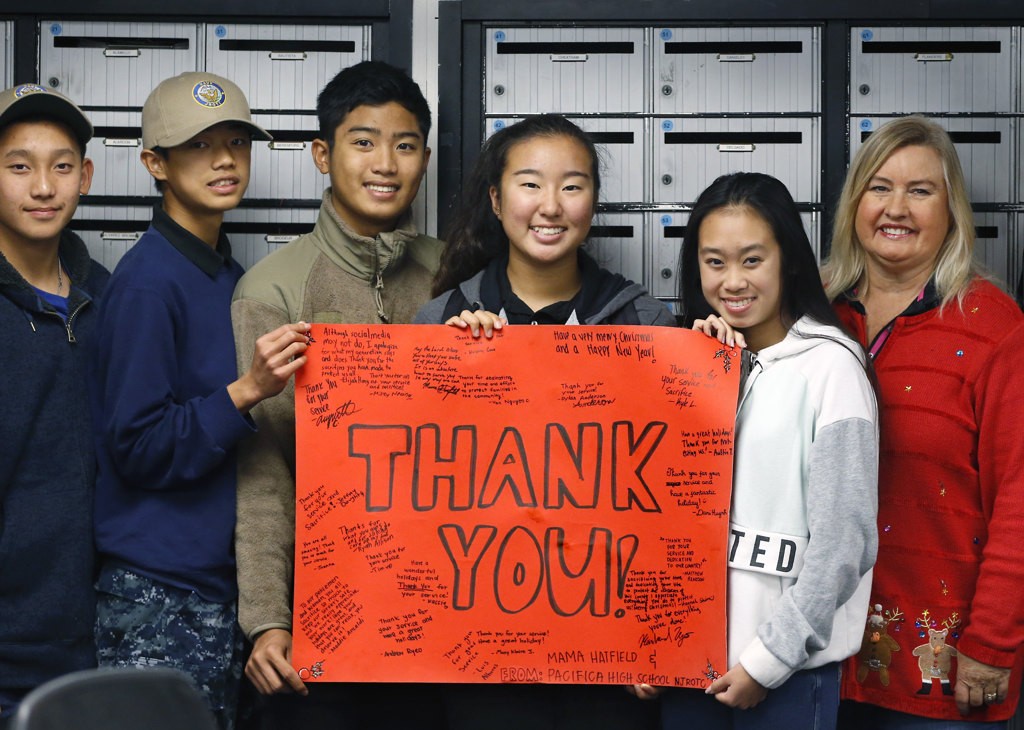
[736,351,761,414]
[372,237,391,323]
[867,318,898,360]
[40,299,88,343]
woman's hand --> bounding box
[691,314,746,349]
[705,663,767,709]
[445,309,505,339]
[954,651,1012,716]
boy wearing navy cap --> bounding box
[0,83,103,725]
[90,72,312,730]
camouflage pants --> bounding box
[95,567,243,730]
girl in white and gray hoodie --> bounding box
[659,172,879,730]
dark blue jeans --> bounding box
[662,662,840,730]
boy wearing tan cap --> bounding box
[90,72,312,730]
[0,83,103,723]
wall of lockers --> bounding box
[1,1,1022,309]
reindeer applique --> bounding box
[911,611,961,696]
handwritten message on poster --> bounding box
[293,325,739,687]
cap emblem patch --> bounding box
[191,81,226,108]
[14,84,48,98]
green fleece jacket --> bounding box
[231,190,442,639]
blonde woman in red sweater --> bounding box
[826,115,1024,728]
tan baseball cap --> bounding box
[142,72,271,149]
[0,83,92,149]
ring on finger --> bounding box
[984,692,998,703]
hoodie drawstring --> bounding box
[374,270,390,324]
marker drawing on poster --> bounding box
[292,324,739,687]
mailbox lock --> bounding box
[661,268,673,280]
[858,84,871,96]
[494,85,505,96]
[661,84,673,97]
[48,77,60,89]
[661,174,672,186]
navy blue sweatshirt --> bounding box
[92,207,253,603]
[0,231,108,706]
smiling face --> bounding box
[489,134,595,272]
[698,206,788,352]
[0,119,92,253]
[144,121,252,226]
[855,144,951,280]
[312,101,430,238]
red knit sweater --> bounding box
[836,280,1024,721]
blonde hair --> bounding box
[824,115,978,307]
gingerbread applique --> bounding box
[856,604,902,686]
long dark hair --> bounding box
[678,172,845,335]
[432,114,601,296]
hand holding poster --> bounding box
[293,324,739,688]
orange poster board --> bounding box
[293,324,739,688]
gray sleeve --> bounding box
[634,295,677,327]
[744,417,879,686]
[412,291,453,324]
